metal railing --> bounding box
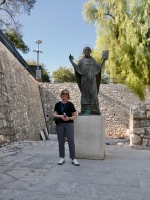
[0,29,34,77]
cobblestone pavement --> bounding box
[0,138,150,200]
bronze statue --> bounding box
[69,46,108,115]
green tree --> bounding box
[26,60,50,82]
[52,66,76,83]
[5,29,30,53]
[83,0,150,100]
[0,0,36,53]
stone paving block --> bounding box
[0,189,92,200]
[0,173,15,186]
[0,141,150,200]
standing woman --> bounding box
[53,89,80,166]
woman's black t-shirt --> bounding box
[54,101,76,123]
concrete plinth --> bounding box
[74,115,105,160]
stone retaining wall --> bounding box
[129,102,150,149]
[0,42,46,147]
[1,38,150,145]
[40,83,150,138]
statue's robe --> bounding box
[74,56,101,115]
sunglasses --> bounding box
[62,92,68,95]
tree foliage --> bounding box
[83,0,150,100]
[52,66,76,83]
[0,0,36,53]
[0,0,36,32]
[5,29,30,53]
[26,60,50,82]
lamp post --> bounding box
[33,40,43,80]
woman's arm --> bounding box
[70,111,77,120]
[53,110,77,121]
[58,111,77,121]
[53,111,63,119]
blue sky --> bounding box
[18,0,97,76]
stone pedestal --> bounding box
[74,116,105,160]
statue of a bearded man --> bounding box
[69,46,108,115]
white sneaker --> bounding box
[72,159,80,166]
[58,158,65,165]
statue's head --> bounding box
[83,46,91,58]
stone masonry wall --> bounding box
[40,83,150,138]
[129,102,150,149]
[0,42,46,147]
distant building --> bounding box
[28,65,42,79]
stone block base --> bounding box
[74,116,105,160]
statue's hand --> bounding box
[69,54,74,61]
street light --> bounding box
[33,40,43,80]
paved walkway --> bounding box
[0,138,150,200]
